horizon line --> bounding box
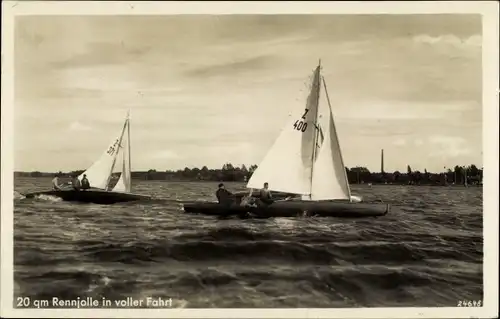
[13,163,483,175]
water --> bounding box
[13,177,483,308]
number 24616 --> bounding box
[457,300,482,307]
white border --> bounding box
[1,1,498,318]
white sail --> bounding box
[77,113,129,191]
[77,136,123,190]
[247,61,358,202]
[246,65,322,195]
[112,119,132,193]
[112,154,129,193]
[310,76,351,201]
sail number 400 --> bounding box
[293,120,308,132]
[293,109,309,132]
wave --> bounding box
[65,224,482,266]
[15,261,482,308]
[15,193,63,203]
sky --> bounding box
[14,14,483,173]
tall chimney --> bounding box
[381,149,385,173]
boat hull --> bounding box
[22,189,150,205]
[182,200,390,218]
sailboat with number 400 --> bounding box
[23,111,151,204]
[183,61,390,218]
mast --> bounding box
[105,116,128,191]
[322,75,352,201]
[308,59,322,199]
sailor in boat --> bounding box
[257,182,274,206]
[240,189,258,208]
[81,174,91,190]
[240,196,257,207]
[52,174,63,190]
[71,175,82,191]
[215,183,235,206]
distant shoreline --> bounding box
[13,163,482,187]
[13,175,481,187]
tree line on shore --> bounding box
[15,163,482,186]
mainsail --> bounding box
[246,65,322,195]
[77,111,132,192]
[247,61,352,201]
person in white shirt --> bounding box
[240,190,257,207]
[71,175,81,191]
[259,182,273,205]
[52,174,62,190]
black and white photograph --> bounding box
[1,1,498,318]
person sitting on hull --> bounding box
[71,175,82,191]
[257,182,274,206]
[52,174,62,190]
[216,183,235,207]
[81,174,91,190]
[240,189,257,208]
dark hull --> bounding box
[22,189,150,205]
[182,200,390,218]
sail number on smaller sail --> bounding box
[106,139,120,156]
[293,109,309,132]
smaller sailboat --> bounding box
[183,61,390,218]
[23,111,150,204]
